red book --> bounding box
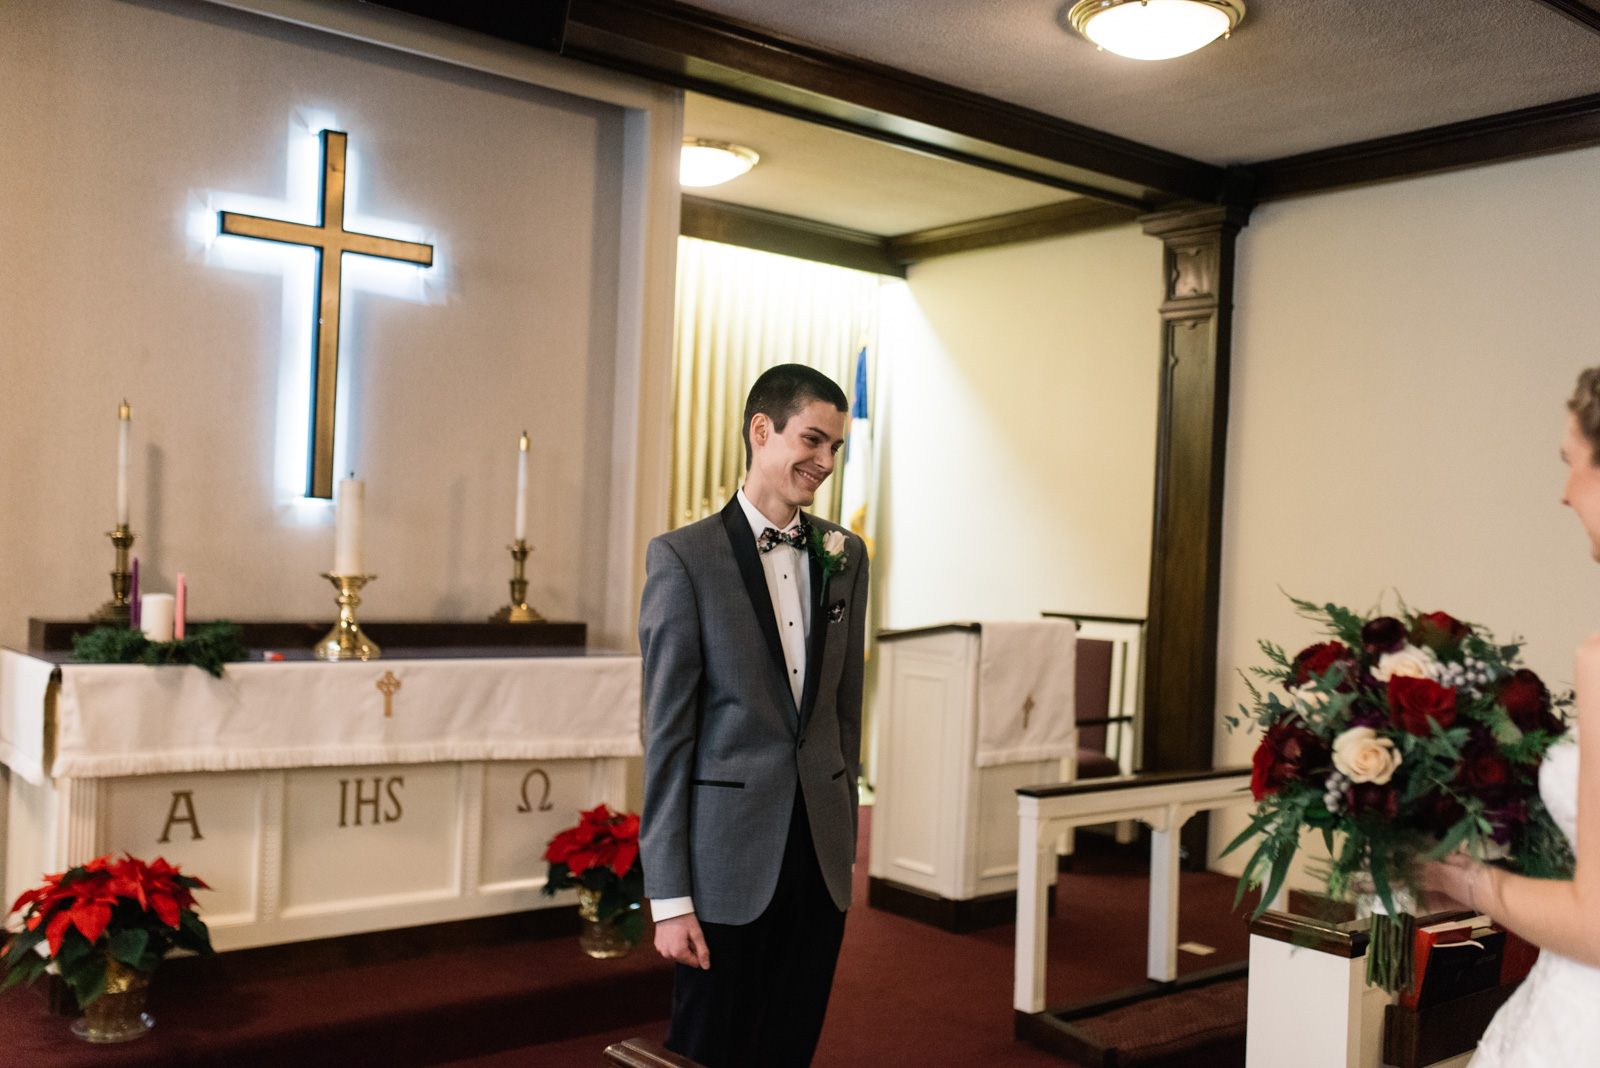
[1497,926,1539,985]
[1402,917,1485,1009]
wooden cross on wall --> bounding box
[220,130,434,499]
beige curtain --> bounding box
[670,237,882,529]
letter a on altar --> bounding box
[159,790,204,843]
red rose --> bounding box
[1497,669,1560,735]
[1422,790,1466,836]
[1388,676,1458,736]
[1361,616,1407,655]
[1412,611,1470,651]
[1347,782,1399,820]
[1289,642,1352,689]
[1462,750,1511,793]
[1250,719,1327,801]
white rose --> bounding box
[822,530,847,556]
[1371,643,1438,684]
[1289,685,1330,711]
[1331,727,1402,785]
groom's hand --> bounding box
[655,912,711,969]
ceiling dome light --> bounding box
[1067,0,1244,61]
[680,140,759,187]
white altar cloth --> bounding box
[0,650,641,784]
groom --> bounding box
[639,363,868,1068]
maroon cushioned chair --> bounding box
[1074,636,1126,779]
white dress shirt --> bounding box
[651,488,812,924]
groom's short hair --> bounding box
[742,364,849,468]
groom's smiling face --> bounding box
[748,399,847,515]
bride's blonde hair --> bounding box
[1569,367,1600,463]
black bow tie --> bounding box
[757,525,808,554]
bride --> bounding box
[1423,369,1600,1065]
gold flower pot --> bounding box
[71,958,154,1043]
[577,887,636,959]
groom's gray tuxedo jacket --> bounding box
[639,495,868,926]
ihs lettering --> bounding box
[338,776,405,827]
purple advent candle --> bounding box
[130,558,141,629]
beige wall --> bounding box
[876,224,1164,628]
[1212,146,1600,871]
[0,0,681,653]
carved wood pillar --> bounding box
[1138,205,1249,774]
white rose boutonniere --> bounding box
[1370,643,1439,684]
[810,526,849,584]
[1331,727,1402,785]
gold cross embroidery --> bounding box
[1022,695,1035,730]
[376,671,401,716]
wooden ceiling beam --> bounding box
[680,196,904,276]
[1527,0,1600,36]
[1251,92,1600,200]
[888,199,1141,265]
[681,196,1144,276]
[562,0,1230,209]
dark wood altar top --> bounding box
[27,618,587,654]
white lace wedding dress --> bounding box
[1472,741,1600,1066]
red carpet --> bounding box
[0,808,1250,1067]
[455,809,1253,1068]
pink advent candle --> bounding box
[175,573,186,640]
[130,558,141,629]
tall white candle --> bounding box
[141,593,175,643]
[116,401,131,527]
[515,432,529,542]
[334,478,365,576]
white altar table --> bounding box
[0,649,641,951]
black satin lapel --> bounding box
[721,497,792,707]
[798,517,830,730]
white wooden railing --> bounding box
[1013,767,1253,1014]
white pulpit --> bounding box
[0,648,640,952]
[869,622,1074,929]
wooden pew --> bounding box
[603,1038,705,1068]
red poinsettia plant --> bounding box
[1,855,213,1005]
[542,804,645,946]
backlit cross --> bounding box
[1022,694,1035,730]
[220,130,433,499]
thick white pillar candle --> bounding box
[116,401,131,526]
[141,593,175,643]
[515,432,529,542]
[334,478,365,576]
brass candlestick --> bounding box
[92,525,136,623]
[315,574,381,661]
[491,539,543,623]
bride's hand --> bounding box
[1422,853,1479,912]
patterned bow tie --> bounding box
[757,525,808,554]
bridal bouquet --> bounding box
[1225,597,1574,990]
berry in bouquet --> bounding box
[1224,596,1575,991]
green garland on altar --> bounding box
[71,622,249,679]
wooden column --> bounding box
[1138,205,1249,862]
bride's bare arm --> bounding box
[1436,634,1600,966]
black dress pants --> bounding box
[663,789,848,1068]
